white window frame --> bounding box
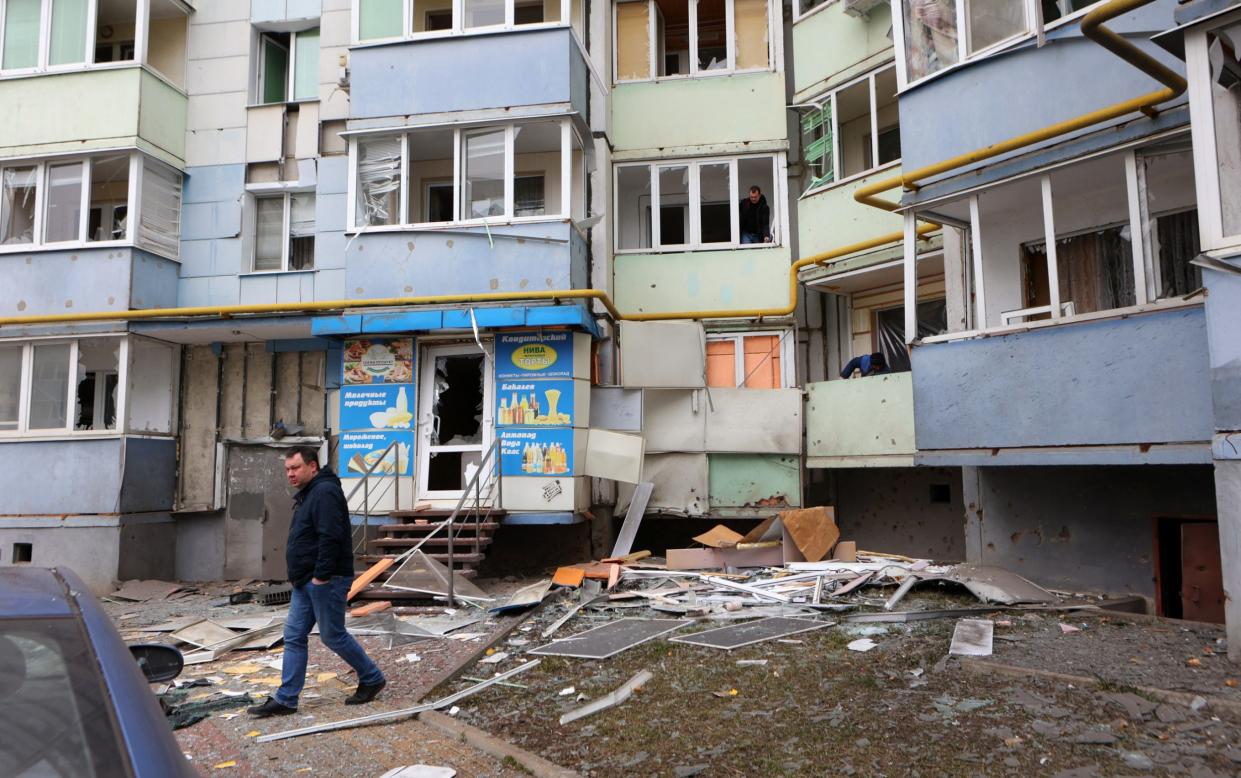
[1184,10,1241,253]
[255,26,319,105]
[0,0,189,80]
[800,63,902,198]
[792,0,833,24]
[0,150,138,254]
[0,335,129,439]
[913,141,1201,344]
[705,329,795,388]
[612,0,775,84]
[351,0,575,45]
[613,152,785,253]
[347,117,580,232]
[892,0,1106,91]
[249,191,315,273]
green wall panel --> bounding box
[708,453,801,510]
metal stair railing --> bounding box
[379,438,503,607]
[343,439,402,556]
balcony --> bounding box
[348,27,589,122]
[805,372,915,468]
[0,67,186,165]
[611,71,786,153]
[911,306,1213,465]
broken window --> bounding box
[1206,20,1241,243]
[1138,144,1200,300]
[1022,226,1135,317]
[407,127,455,224]
[1040,0,1099,25]
[801,65,900,194]
[874,301,947,372]
[615,154,779,250]
[706,332,789,388]
[355,137,402,227]
[356,119,577,228]
[257,28,319,104]
[138,157,182,259]
[74,339,119,431]
[1,166,37,245]
[794,0,828,19]
[253,192,316,272]
[94,0,136,64]
[0,338,125,435]
[88,155,130,242]
[362,0,571,38]
[901,0,959,82]
[616,0,770,82]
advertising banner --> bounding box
[496,379,574,427]
[343,338,414,385]
[339,431,413,478]
[341,385,414,431]
[499,428,575,477]
[495,332,573,380]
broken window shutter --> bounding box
[357,138,402,225]
[139,160,183,260]
[802,105,833,188]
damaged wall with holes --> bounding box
[2,248,180,318]
[173,342,330,580]
[589,322,802,517]
[963,464,1217,598]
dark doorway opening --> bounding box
[427,354,484,492]
[1154,516,1224,623]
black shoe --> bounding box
[344,679,386,705]
[247,697,297,717]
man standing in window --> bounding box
[740,185,773,244]
[248,447,386,717]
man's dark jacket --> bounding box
[286,468,354,587]
[739,195,771,239]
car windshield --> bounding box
[0,618,130,777]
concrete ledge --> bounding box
[420,710,581,778]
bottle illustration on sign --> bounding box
[519,442,569,474]
[497,385,571,426]
[366,385,414,429]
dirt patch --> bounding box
[449,594,1241,777]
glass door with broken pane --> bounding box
[417,342,494,504]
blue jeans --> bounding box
[741,232,766,245]
[274,577,384,708]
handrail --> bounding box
[853,0,1188,214]
[379,438,503,607]
[344,439,402,555]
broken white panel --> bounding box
[246,104,286,163]
[704,388,802,454]
[127,338,177,433]
[618,321,706,387]
[948,619,994,657]
[296,158,317,188]
[616,453,707,517]
[642,389,705,453]
[295,101,320,159]
[584,429,645,484]
[500,476,589,512]
[589,387,643,431]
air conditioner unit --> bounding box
[843,0,886,18]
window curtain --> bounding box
[289,193,316,270]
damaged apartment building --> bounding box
[1,0,1240,655]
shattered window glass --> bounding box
[356,137,402,227]
[463,129,505,219]
[0,346,20,431]
[1,166,37,245]
[902,0,958,81]
[75,339,119,431]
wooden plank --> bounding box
[552,566,586,588]
[348,600,392,618]
[347,557,395,601]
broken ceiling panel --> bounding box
[617,453,708,517]
[704,388,802,454]
[642,389,705,453]
[584,429,645,484]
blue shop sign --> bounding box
[495,332,573,380]
[496,379,574,427]
[499,428,574,477]
[341,384,415,431]
[339,431,413,478]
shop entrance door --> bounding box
[417,343,493,504]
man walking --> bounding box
[248,446,385,717]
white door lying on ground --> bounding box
[417,342,493,504]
